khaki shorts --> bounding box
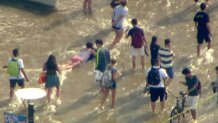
[130,46,145,56]
[186,95,199,110]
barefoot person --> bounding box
[3,48,29,99]
[159,39,175,85]
[43,55,61,103]
[126,18,148,70]
[60,42,96,70]
[146,58,169,112]
[95,39,110,92]
[194,3,212,57]
[100,58,119,109]
[180,68,201,122]
[83,0,92,12]
[109,0,128,49]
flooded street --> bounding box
[0,0,218,123]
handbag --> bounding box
[37,71,46,84]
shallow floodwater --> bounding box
[0,0,218,123]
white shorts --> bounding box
[186,95,199,110]
[130,46,145,56]
[94,70,103,81]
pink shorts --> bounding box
[71,55,83,63]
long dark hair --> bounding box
[45,55,58,71]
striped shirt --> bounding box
[158,47,174,68]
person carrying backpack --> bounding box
[180,68,201,122]
[126,18,148,71]
[3,48,29,99]
[146,58,169,112]
[100,58,120,110]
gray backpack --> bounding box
[102,67,113,87]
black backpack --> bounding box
[147,68,161,85]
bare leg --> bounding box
[10,87,14,99]
[47,88,52,103]
[160,101,165,112]
[207,42,211,49]
[197,44,202,57]
[141,56,145,70]
[111,89,116,108]
[100,88,109,109]
[83,0,87,12]
[56,86,60,98]
[190,109,197,120]
[151,102,156,112]
[88,0,92,12]
[109,30,124,49]
[132,56,136,70]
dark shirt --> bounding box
[150,43,160,60]
[128,27,144,38]
[185,75,200,96]
[194,11,210,34]
[128,27,144,46]
[95,48,110,73]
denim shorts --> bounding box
[165,67,174,79]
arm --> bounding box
[57,66,62,74]
[187,82,198,94]
[207,23,212,35]
[143,35,149,56]
[90,49,96,56]
[21,68,29,82]
[163,77,169,87]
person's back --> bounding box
[159,47,174,68]
[4,48,29,99]
[146,59,169,112]
[96,48,110,72]
[194,11,210,34]
[150,36,160,66]
[150,43,160,60]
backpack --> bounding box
[7,58,20,77]
[147,68,161,85]
[102,67,113,87]
[131,29,144,48]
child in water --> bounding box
[100,58,121,110]
[61,42,96,70]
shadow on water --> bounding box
[66,28,113,50]
[155,4,198,27]
[0,98,10,108]
[56,93,97,115]
[44,9,83,31]
[0,0,56,16]
[125,112,156,123]
[207,1,218,14]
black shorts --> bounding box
[9,79,25,88]
[197,32,211,44]
[150,87,166,102]
[112,26,122,31]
